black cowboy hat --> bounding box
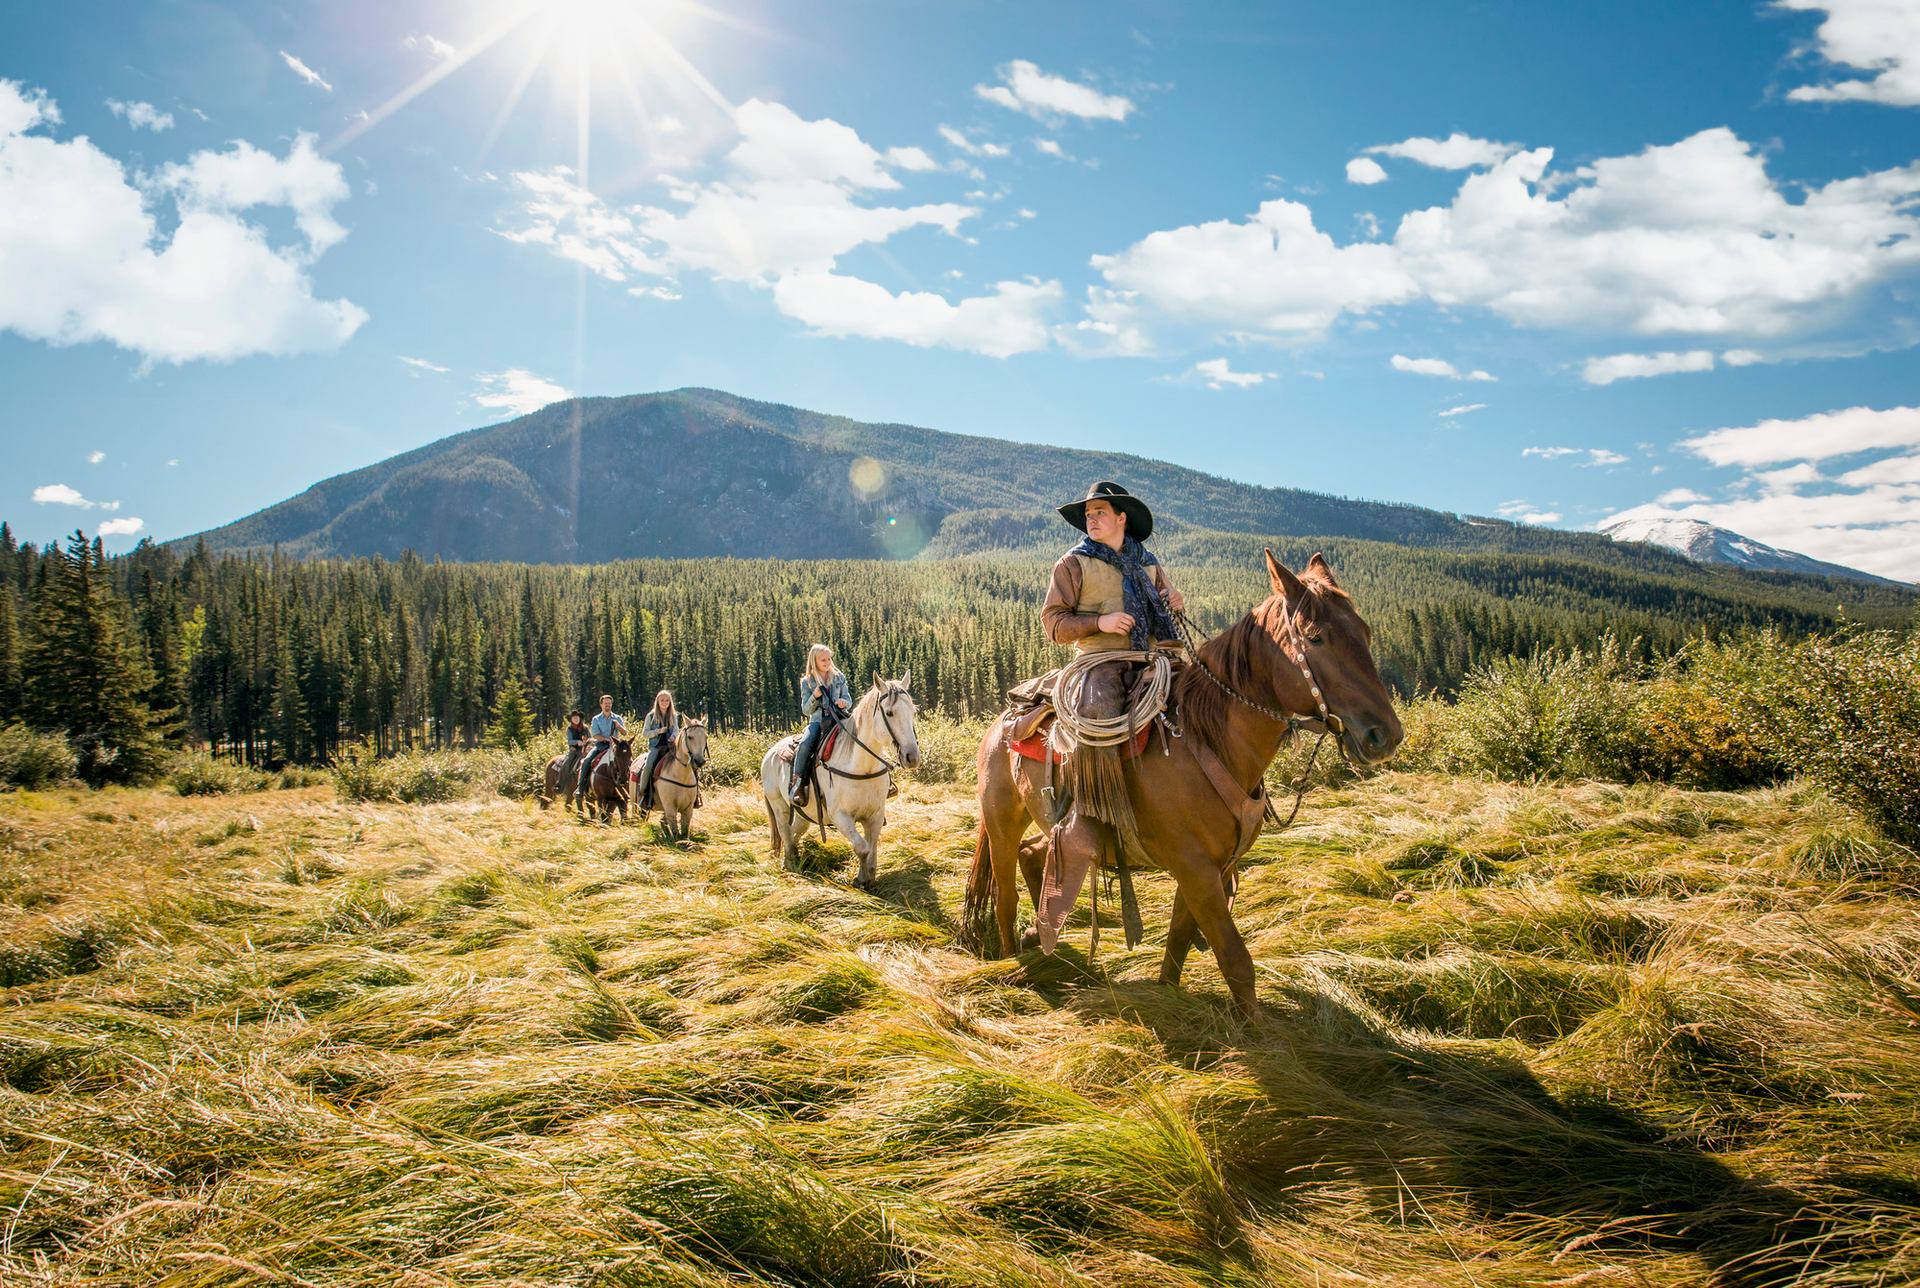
[1058,480,1153,541]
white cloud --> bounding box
[1524,446,1626,466]
[1345,157,1388,185]
[1498,500,1562,524]
[938,125,1009,158]
[1678,404,1920,466]
[397,354,448,373]
[655,113,685,135]
[974,60,1133,122]
[401,32,458,61]
[1722,348,1766,366]
[105,98,173,132]
[34,483,119,509]
[87,450,104,464]
[1084,127,1920,349]
[1437,403,1486,417]
[884,145,937,172]
[771,272,1058,356]
[727,99,902,190]
[1779,0,1920,107]
[1365,133,1520,169]
[496,99,1040,356]
[1034,138,1067,158]
[1615,403,1920,578]
[1582,349,1716,384]
[1193,356,1275,389]
[0,82,363,366]
[279,51,332,93]
[1088,201,1417,340]
[1392,354,1496,381]
[1657,487,1711,504]
[97,517,144,537]
[472,369,572,417]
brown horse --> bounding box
[541,749,586,812]
[583,737,636,823]
[965,550,1403,1019]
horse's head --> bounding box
[611,736,635,763]
[867,670,920,770]
[1259,549,1403,765]
[682,718,709,769]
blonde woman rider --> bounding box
[789,643,851,807]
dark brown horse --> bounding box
[541,750,585,812]
[582,737,636,823]
[965,550,1403,1019]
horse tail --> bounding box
[963,813,996,953]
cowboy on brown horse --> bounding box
[1036,480,1186,935]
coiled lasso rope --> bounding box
[1047,648,1174,756]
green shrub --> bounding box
[1739,627,1920,847]
[168,754,271,796]
[331,741,559,803]
[1439,641,1640,781]
[0,723,78,790]
[905,711,989,786]
[704,727,775,787]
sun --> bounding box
[327,0,739,172]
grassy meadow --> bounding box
[3,765,1919,1286]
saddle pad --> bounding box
[1010,722,1151,765]
[772,726,840,764]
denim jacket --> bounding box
[800,669,851,720]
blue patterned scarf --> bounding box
[1073,534,1177,650]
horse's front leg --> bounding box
[1176,861,1258,1019]
[857,810,882,889]
[833,808,872,888]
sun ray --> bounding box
[324,5,537,154]
[472,23,558,167]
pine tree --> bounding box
[20,531,165,784]
[483,676,536,749]
[0,583,21,722]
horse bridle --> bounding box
[1174,603,1346,738]
[820,684,910,781]
[652,725,706,790]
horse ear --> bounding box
[1306,550,1340,588]
[873,670,883,689]
[1264,547,1308,604]
[901,668,911,689]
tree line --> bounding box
[1,521,1909,780]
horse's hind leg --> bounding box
[1159,891,1200,987]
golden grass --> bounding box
[3,772,1918,1285]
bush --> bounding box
[907,712,990,786]
[168,754,271,796]
[0,724,78,790]
[331,741,556,804]
[1438,641,1640,781]
[704,728,775,787]
[1739,627,1920,847]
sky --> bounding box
[2,0,1919,579]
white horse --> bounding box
[761,673,920,889]
[640,717,708,841]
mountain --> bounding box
[1599,516,1900,586]
[179,389,1898,601]
[184,388,1479,562]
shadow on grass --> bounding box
[1076,978,1915,1286]
[869,855,952,929]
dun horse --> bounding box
[761,674,920,889]
[641,718,708,841]
[966,551,1402,1019]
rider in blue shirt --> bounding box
[578,694,628,796]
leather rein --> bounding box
[1170,600,1348,835]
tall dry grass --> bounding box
[4,768,1918,1285]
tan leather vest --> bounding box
[1073,554,1133,652]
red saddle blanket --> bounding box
[775,725,840,763]
[1010,719,1151,765]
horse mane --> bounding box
[851,680,895,726]
[1173,576,1344,752]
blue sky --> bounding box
[3,0,1919,577]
